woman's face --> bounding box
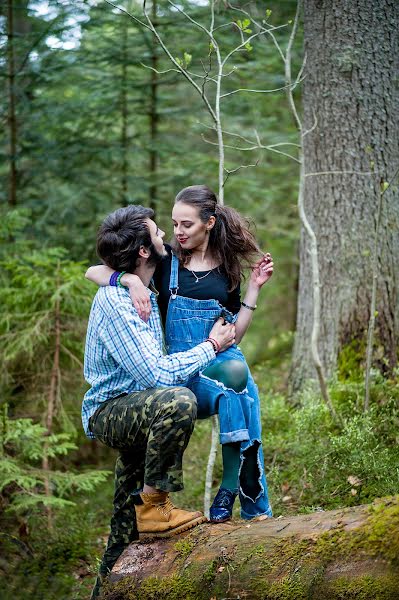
[172,202,215,251]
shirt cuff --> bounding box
[197,340,216,365]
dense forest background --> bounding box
[0,1,398,599]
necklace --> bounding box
[189,269,213,283]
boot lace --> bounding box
[156,497,176,518]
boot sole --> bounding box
[139,515,207,538]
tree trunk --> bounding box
[291,0,399,391]
[102,497,399,599]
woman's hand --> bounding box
[122,274,152,322]
[249,253,274,289]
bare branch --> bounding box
[141,63,181,75]
[220,79,304,99]
[142,61,217,83]
[104,0,150,30]
[227,4,288,63]
[298,159,341,423]
[140,3,217,123]
[168,0,212,39]
[295,51,307,87]
[302,110,318,138]
[223,159,260,186]
[222,29,272,68]
[204,415,219,518]
[213,21,238,33]
[285,0,302,131]
[198,122,256,146]
[221,67,238,78]
[201,134,300,163]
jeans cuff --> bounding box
[219,429,250,444]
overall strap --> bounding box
[169,252,179,299]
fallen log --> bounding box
[102,496,399,599]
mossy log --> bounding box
[102,497,399,600]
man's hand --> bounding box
[208,318,236,352]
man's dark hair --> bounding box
[96,205,155,272]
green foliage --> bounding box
[0,236,93,426]
[2,496,114,600]
[265,379,399,514]
[0,409,110,515]
[338,340,366,382]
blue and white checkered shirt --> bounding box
[82,285,215,438]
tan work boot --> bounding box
[136,491,207,537]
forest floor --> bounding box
[2,341,398,600]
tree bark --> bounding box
[102,497,399,599]
[291,0,399,391]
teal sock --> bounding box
[221,443,240,491]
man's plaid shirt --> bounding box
[82,285,215,438]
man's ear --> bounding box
[139,246,150,259]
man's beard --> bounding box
[147,243,165,268]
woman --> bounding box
[86,185,274,522]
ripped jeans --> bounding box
[165,287,272,519]
[185,346,272,519]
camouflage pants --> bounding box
[88,387,197,599]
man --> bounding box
[82,205,235,598]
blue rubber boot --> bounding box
[209,488,238,523]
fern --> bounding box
[1,411,111,516]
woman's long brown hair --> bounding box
[171,185,261,291]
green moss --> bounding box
[269,497,399,569]
[337,339,366,382]
[251,497,399,600]
[324,575,399,599]
[202,558,218,584]
[102,574,199,600]
[360,498,399,561]
[173,539,195,562]
[103,498,399,600]
[265,574,308,600]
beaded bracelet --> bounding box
[109,271,120,287]
[206,337,220,353]
[116,271,127,288]
[241,301,257,311]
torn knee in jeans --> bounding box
[201,360,249,393]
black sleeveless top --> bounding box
[153,244,241,326]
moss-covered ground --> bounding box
[101,497,399,599]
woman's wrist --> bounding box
[241,301,257,311]
[109,271,120,286]
[121,273,140,288]
[247,279,262,293]
[109,271,136,289]
[205,337,220,353]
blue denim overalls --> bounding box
[165,253,272,519]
